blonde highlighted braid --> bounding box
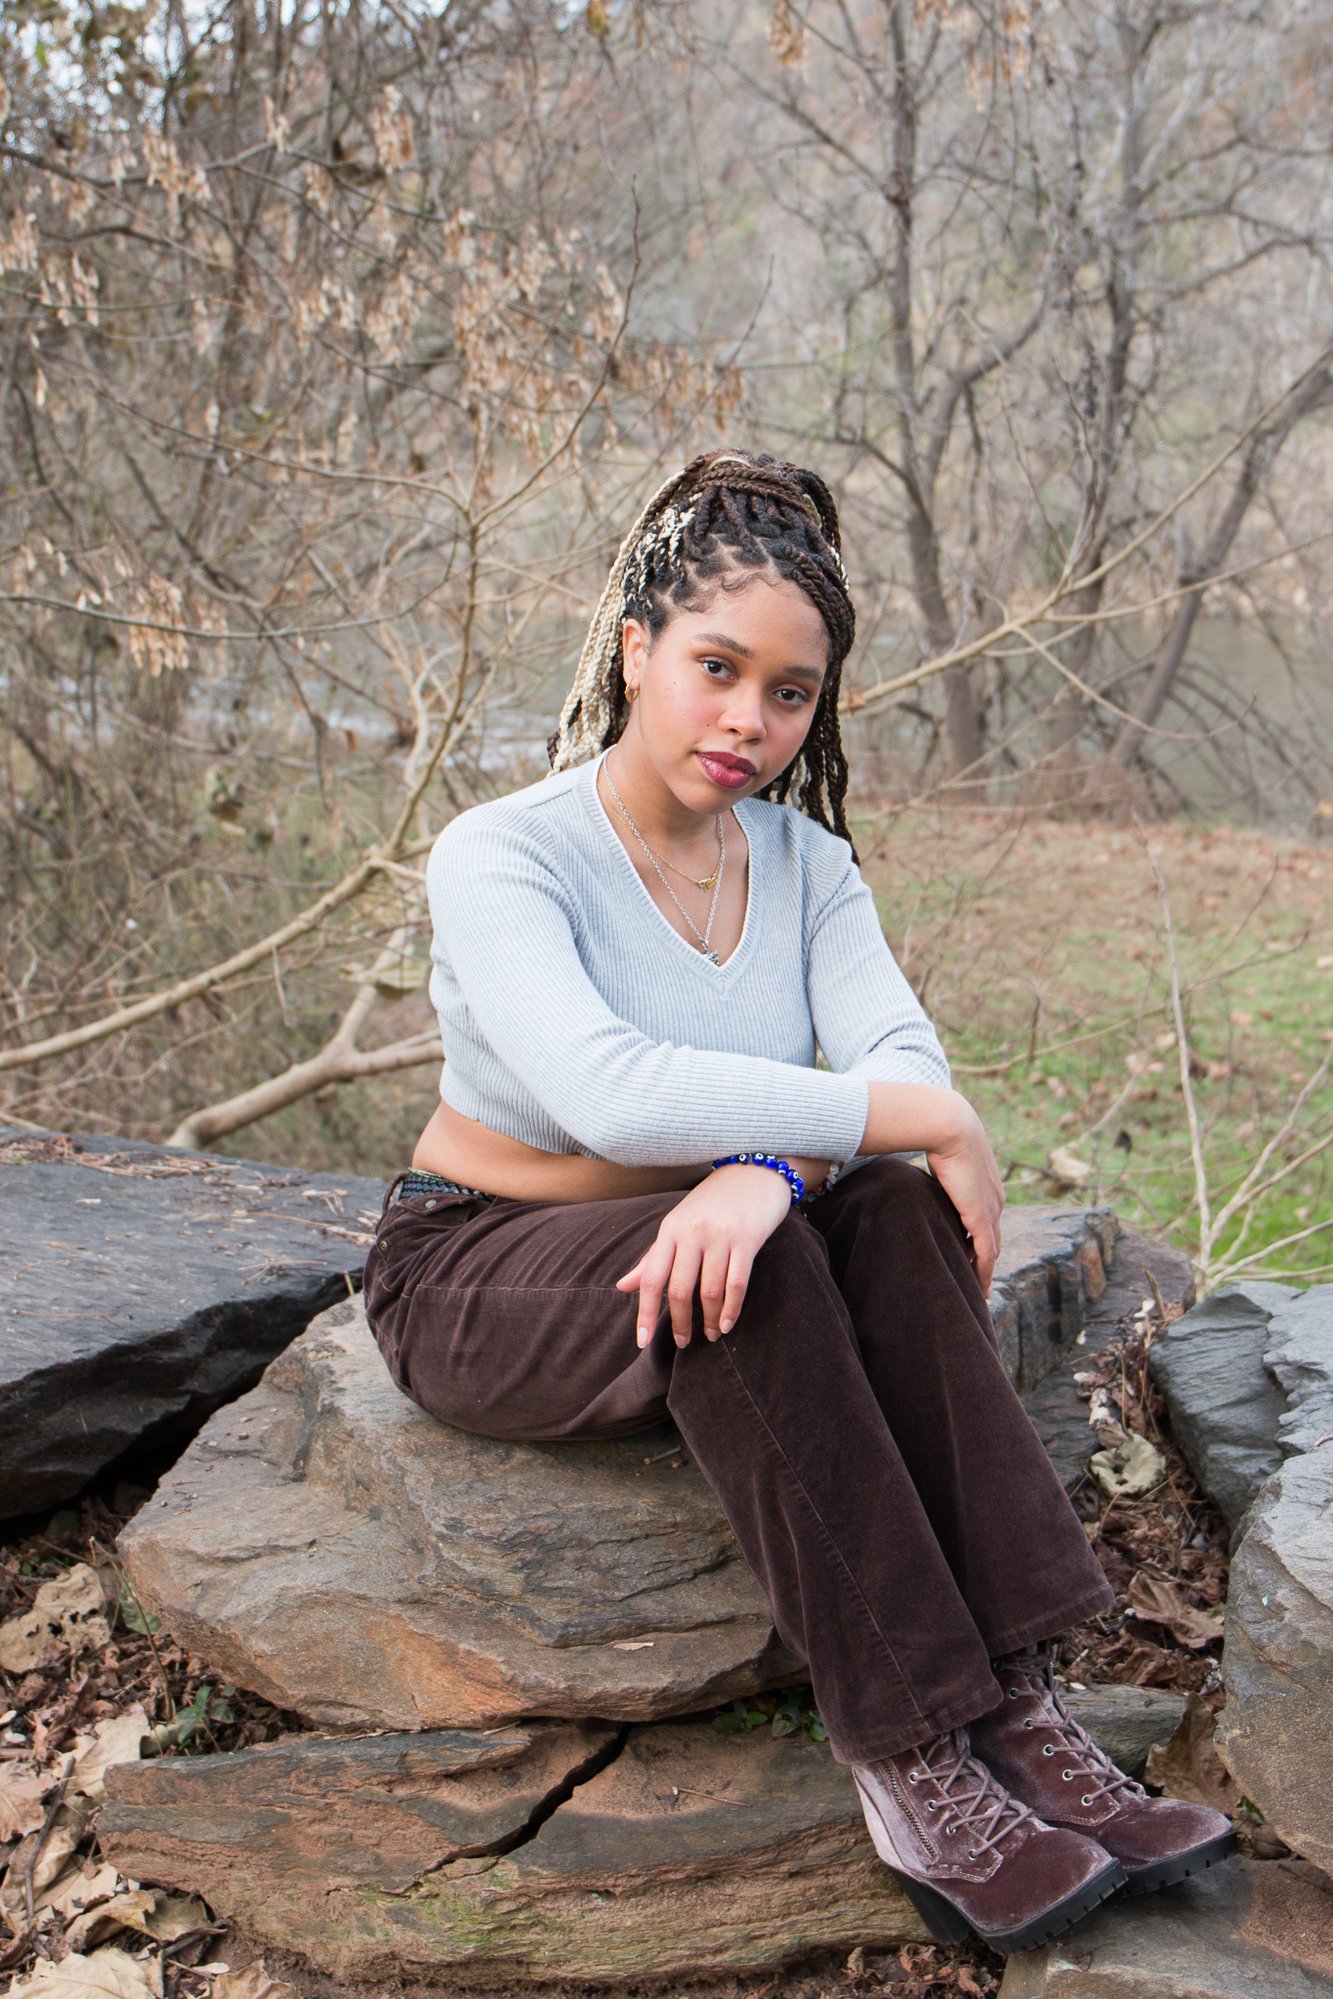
[548,450,859,847]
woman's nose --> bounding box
[718,688,765,736]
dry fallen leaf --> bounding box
[119,1888,215,1944]
[0,1760,49,1841]
[1144,1693,1240,1813]
[65,1887,158,1953]
[1126,1572,1226,1650]
[69,1707,150,1803]
[7,1944,163,1998]
[0,1565,111,1673]
[1,1803,89,1923]
[208,1965,302,1999]
[1089,1431,1167,1499]
[34,1857,121,1922]
[1046,1145,1094,1188]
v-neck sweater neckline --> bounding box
[579,749,757,976]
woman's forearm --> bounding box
[413,1099,707,1203]
[859,1081,972,1158]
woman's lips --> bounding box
[697,752,756,790]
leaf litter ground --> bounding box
[0,1288,1280,1999]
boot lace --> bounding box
[910,1727,1037,1861]
[1005,1649,1147,1811]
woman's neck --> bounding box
[600,735,731,859]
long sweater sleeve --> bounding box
[806,844,952,1090]
[428,815,873,1167]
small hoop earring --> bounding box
[624,685,638,703]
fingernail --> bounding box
[719,1318,734,1335]
[705,1328,718,1342]
[637,1327,650,1347]
[674,1334,688,1349]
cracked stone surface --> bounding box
[100,1720,618,1895]
[999,1857,1333,1997]
[99,1684,1170,1986]
[0,1129,385,1520]
[119,1204,1123,1734]
[103,1717,925,1982]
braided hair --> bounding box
[548,450,857,847]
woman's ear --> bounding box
[620,617,650,700]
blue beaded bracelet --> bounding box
[711,1151,806,1205]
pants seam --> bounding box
[708,1334,937,1742]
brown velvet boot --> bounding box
[851,1725,1125,1953]
[969,1645,1238,1896]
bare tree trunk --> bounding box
[1110,361,1333,767]
[1047,2,1148,776]
[885,2,983,778]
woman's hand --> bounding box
[923,1098,1006,1299]
[616,1166,793,1348]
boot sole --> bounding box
[888,1855,1127,1955]
[1119,1827,1239,1897]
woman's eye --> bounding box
[700,657,810,705]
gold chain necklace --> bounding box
[616,786,723,889]
[602,759,727,962]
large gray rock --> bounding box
[999,1857,1333,1997]
[1148,1282,1295,1532]
[119,1207,1123,1735]
[0,1129,384,1519]
[1157,1281,1333,1872]
[1219,1440,1333,1874]
[120,1295,804,1732]
[102,1718,925,1983]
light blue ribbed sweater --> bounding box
[425,748,951,1168]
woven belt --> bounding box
[389,1167,495,1206]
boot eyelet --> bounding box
[1023,1718,1034,1729]
[1061,1769,1076,1780]
[945,1824,959,1835]
[927,1801,938,1811]
[968,1849,980,1860]
[907,1772,920,1785]
[1082,1795,1095,1806]
[1042,1745,1055,1757]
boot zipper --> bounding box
[886,1763,939,1860]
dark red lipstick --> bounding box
[697,751,757,790]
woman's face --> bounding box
[621,570,829,816]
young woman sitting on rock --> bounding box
[364,449,1236,1956]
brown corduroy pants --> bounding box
[363,1154,1114,1763]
